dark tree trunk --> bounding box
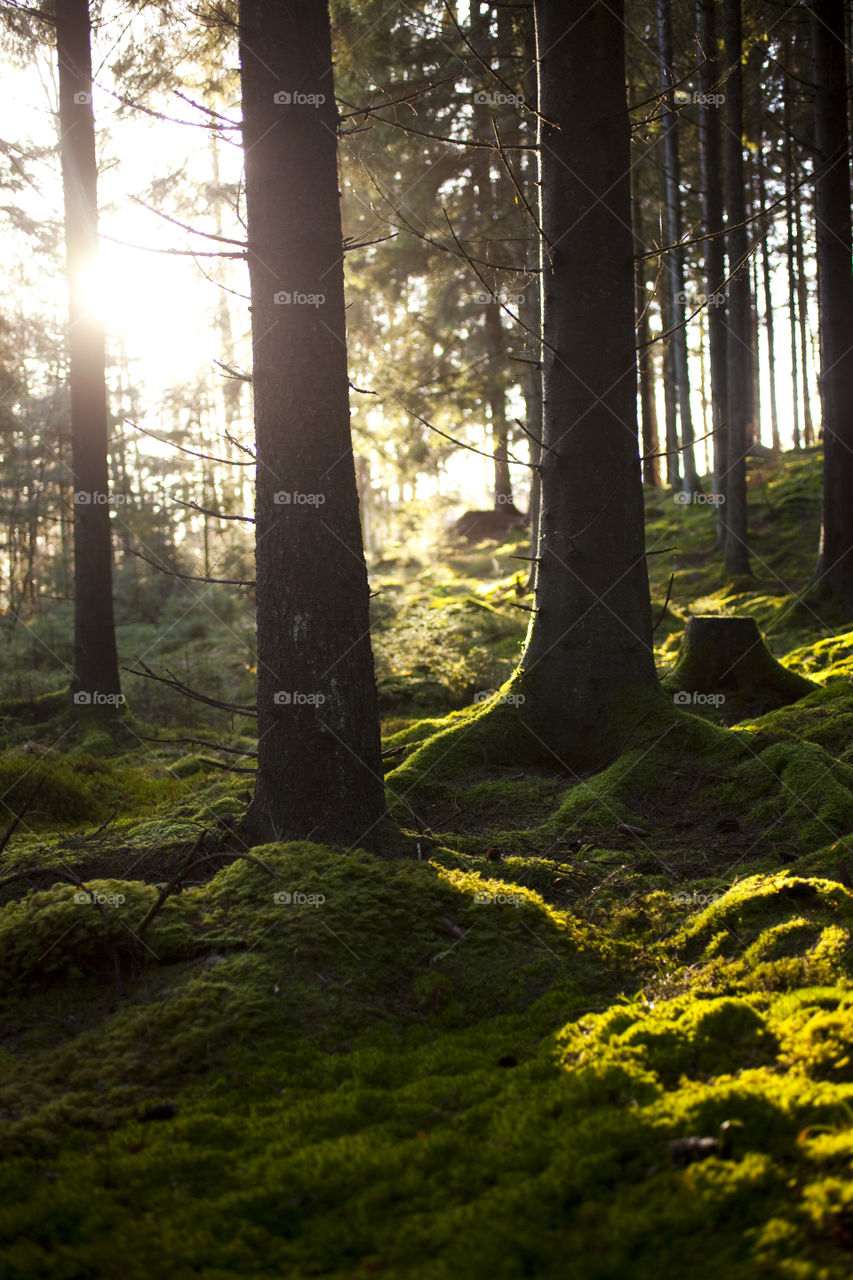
[656,170,680,489]
[794,185,815,446]
[657,0,698,493]
[519,4,543,578]
[238,0,386,843]
[515,0,658,765]
[757,139,780,452]
[697,0,728,535]
[722,0,752,576]
[485,299,513,507]
[56,0,121,708]
[750,252,762,442]
[810,0,853,611]
[784,80,802,451]
[633,193,660,487]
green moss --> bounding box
[0,750,106,824]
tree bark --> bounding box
[722,0,752,576]
[794,181,815,446]
[810,0,853,611]
[633,192,660,487]
[756,138,780,452]
[238,0,386,843]
[514,0,658,765]
[784,77,802,451]
[696,0,728,536]
[56,0,121,708]
[657,0,698,494]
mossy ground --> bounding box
[3,452,853,1277]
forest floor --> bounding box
[3,448,853,1278]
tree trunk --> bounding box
[633,193,660,487]
[696,0,728,535]
[794,184,815,446]
[722,0,752,576]
[784,82,802,451]
[519,5,543,579]
[515,0,658,764]
[56,0,121,708]
[757,138,780,452]
[657,178,680,489]
[238,0,386,844]
[658,0,698,494]
[750,251,762,443]
[810,0,853,611]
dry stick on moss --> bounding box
[136,850,280,936]
[198,757,257,774]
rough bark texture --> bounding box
[722,0,752,576]
[239,0,385,844]
[56,0,121,707]
[811,0,853,612]
[517,0,658,765]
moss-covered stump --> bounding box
[665,615,815,722]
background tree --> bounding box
[722,0,752,578]
[810,0,853,613]
[238,0,386,844]
[514,0,658,763]
[56,0,122,706]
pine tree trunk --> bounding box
[633,192,660,487]
[794,186,815,446]
[516,0,658,765]
[657,0,697,494]
[757,138,780,452]
[56,0,121,708]
[810,0,853,611]
[722,0,752,576]
[238,0,386,844]
[783,85,799,450]
[696,0,728,534]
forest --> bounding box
[1,0,853,1274]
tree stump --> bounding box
[667,615,815,718]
